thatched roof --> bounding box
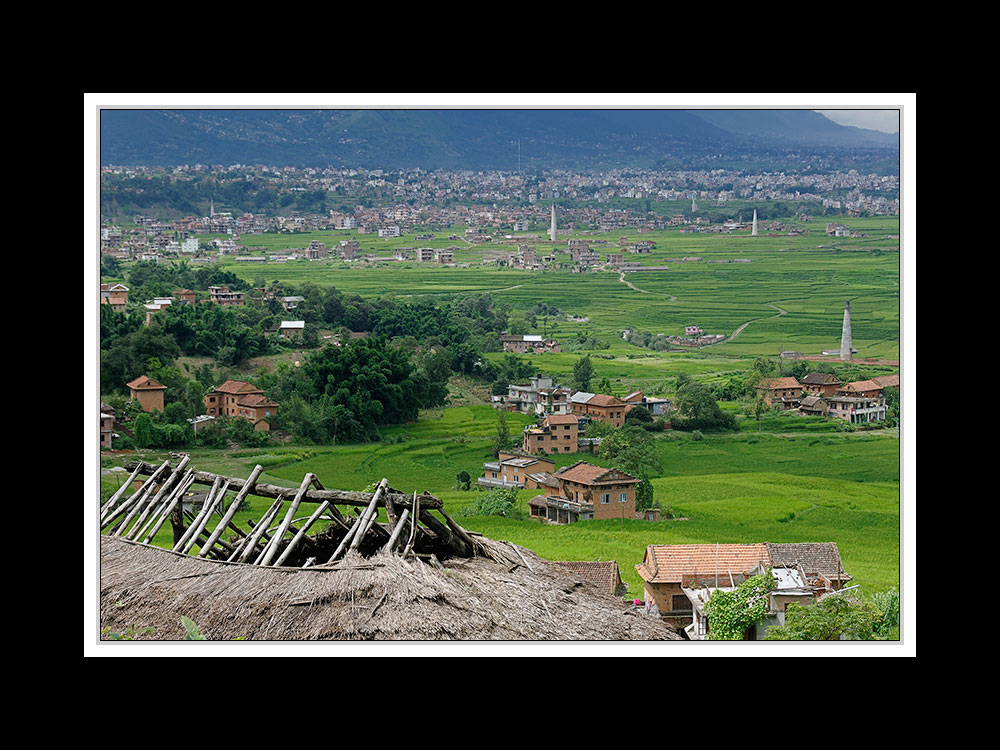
[100,536,679,641]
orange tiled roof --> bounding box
[555,461,636,486]
[543,414,578,425]
[126,375,167,390]
[839,379,881,393]
[757,377,802,390]
[872,374,899,388]
[236,393,277,408]
[636,544,770,584]
[214,380,263,395]
[586,393,625,407]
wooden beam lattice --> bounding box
[108,459,484,568]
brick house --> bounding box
[203,379,277,430]
[522,413,581,454]
[800,372,842,397]
[827,380,886,423]
[100,405,114,448]
[798,395,829,417]
[569,392,631,427]
[755,377,803,409]
[100,283,129,312]
[636,542,851,634]
[126,375,167,413]
[528,461,651,525]
[279,320,304,340]
[500,334,561,354]
[173,288,197,305]
[478,452,555,490]
[208,285,245,306]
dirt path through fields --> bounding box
[724,303,788,343]
[619,271,677,300]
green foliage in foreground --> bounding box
[703,570,776,640]
[764,587,900,641]
[460,487,521,518]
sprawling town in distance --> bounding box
[92,104,910,650]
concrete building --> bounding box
[478,453,555,490]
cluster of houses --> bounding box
[499,334,562,354]
[756,372,899,424]
[477,376,672,526]
[101,377,280,450]
[495,374,669,424]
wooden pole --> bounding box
[197,464,264,558]
[99,464,144,519]
[101,460,170,528]
[124,461,442,510]
[381,508,410,555]
[142,471,194,544]
[181,478,231,555]
[403,491,419,556]
[259,473,315,566]
[326,479,385,563]
[234,496,284,563]
[124,456,191,540]
[102,459,171,526]
[173,476,222,553]
[273,499,332,567]
[348,479,387,554]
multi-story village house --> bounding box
[755,377,803,409]
[208,285,245,306]
[569,392,630,427]
[826,380,886,424]
[499,334,561,354]
[800,372,842,398]
[478,452,555,490]
[100,283,129,313]
[100,403,115,449]
[527,460,656,525]
[203,380,277,431]
[522,413,580,454]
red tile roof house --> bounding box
[755,377,803,409]
[569,392,633,427]
[826,380,886,424]
[126,375,167,413]
[203,380,277,431]
[528,460,658,525]
[800,372,842,398]
[635,542,851,634]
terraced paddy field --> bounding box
[102,406,900,599]
[221,216,900,360]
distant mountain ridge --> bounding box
[100,108,898,170]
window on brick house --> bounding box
[601,494,610,504]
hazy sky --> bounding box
[815,110,899,133]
